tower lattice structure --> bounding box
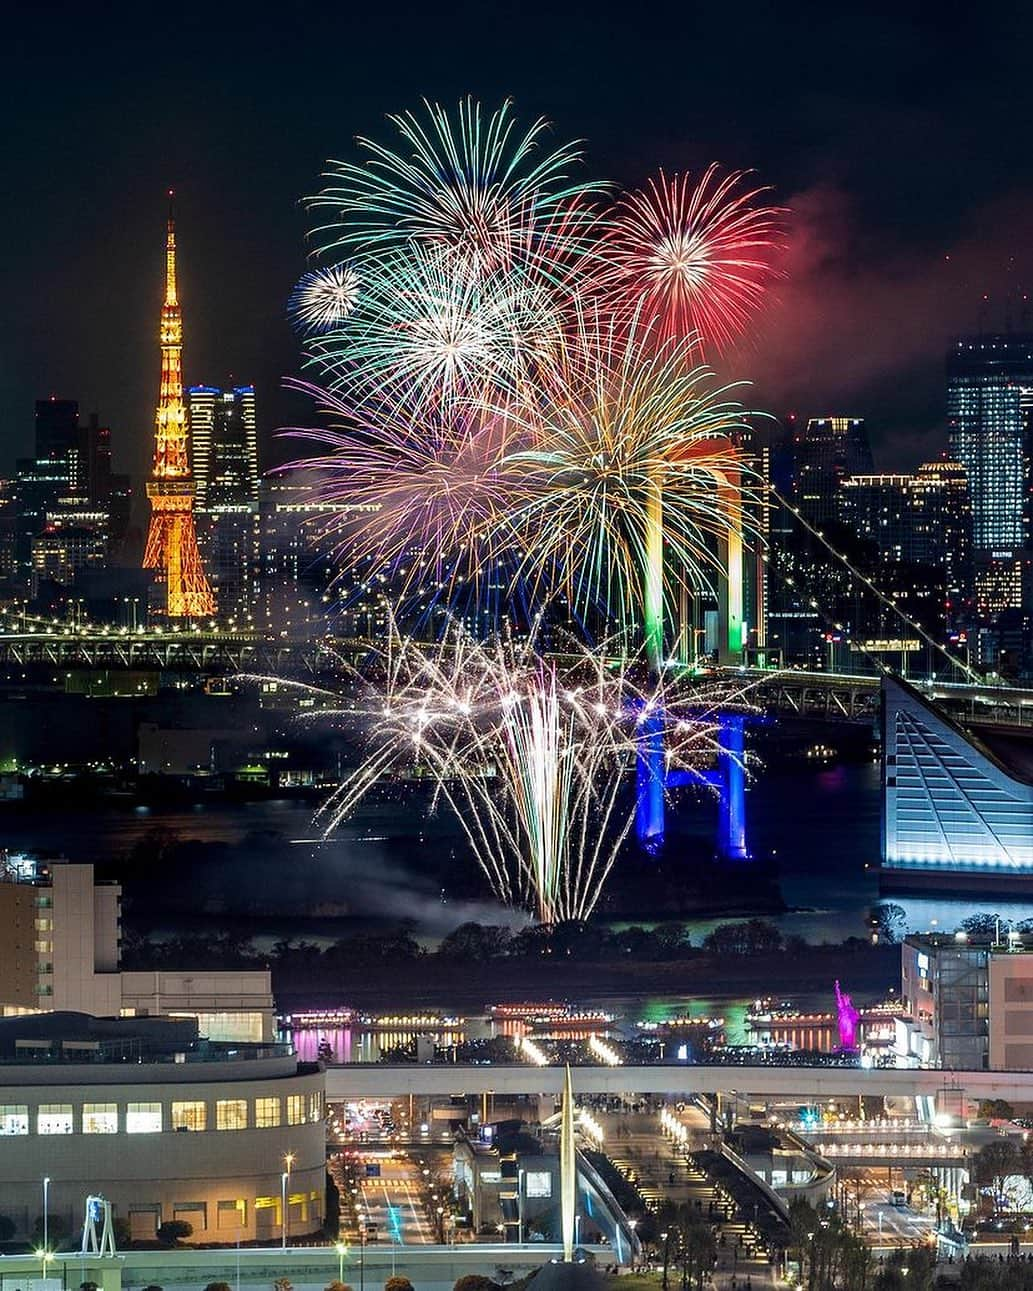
[143,195,216,617]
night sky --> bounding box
[4,0,1033,483]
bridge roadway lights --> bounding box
[325,1062,1033,1104]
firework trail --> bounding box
[307,623,756,924]
[596,165,784,353]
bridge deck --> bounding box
[324,1061,1033,1101]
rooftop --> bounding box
[0,1012,291,1066]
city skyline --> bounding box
[5,4,1033,481]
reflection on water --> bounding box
[285,994,762,1060]
[289,1026,467,1063]
[3,758,1028,946]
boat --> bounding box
[489,1002,617,1029]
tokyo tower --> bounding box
[143,193,215,617]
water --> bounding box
[2,757,1030,946]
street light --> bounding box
[42,1176,50,1256]
[36,1247,52,1282]
[282,1153,295,1250]
[336,1241,348,1283]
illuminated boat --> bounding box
[489,1002,617,1029]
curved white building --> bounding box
[0,1015,325,1244]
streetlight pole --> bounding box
[43,1176,51,1255]
[336,1241,347,1284]
[282,1152,295,1251]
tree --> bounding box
[156,1219,193,1245]
[32,1212,69,1244]
[205,1283,232,1291]
[703,918,783,956]
[454,1277,499,1291]
[978,1099,1016,1122]
[325,1283,353,1291]
[974,1139,1023,1186]
[438,923,512,961]
[385,1279,415,1291]
[960,913,999,937]
[676,1214,715,1291]
[868,903,906,944]
[0,1215,14,1242]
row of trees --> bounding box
[787,1200,936,1291]
[124,917,880,975]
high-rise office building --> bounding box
[947,334,1033,616]
[790,416,874,524]
[33,398,79,465]
[188,385,259,512]
[189,386,260,622]
[914,459,972,618]
[258,474,378,638]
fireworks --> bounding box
[307,97,602,280]
[288,263,361,334]
[597,165,784,352]
[276,99,786,920]
[305,244,564,409]
[315,625,754,924]
[495,314,763,663]
[282,382,522,612]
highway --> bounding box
[325,1061,1033,1102]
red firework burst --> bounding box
[598,164,785,353]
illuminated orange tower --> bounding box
[143,192,215,617]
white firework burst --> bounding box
[289,263,361,334]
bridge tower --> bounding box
[142,193,215,618]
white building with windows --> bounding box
[0,1014,325,1243]
[0,858,275,1042]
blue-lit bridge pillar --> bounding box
[634,708,666,856]
[635,711,750,861]
[716,712,749,861]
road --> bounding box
[845,1168,938,1246]
[333,1151,436,1246]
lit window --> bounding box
[172,1101,207,1132]
[217,1199,247,1231]
[216,1099,247,1131]
[126,1102,162,1133]
[38,1104,74,1135]
[0,1104,28,1135]
[525,1172,552,1198]
[287,1094,305,1125]
[308,1091,322,1123]
[83,1103,117,1134]
[255,1097,281,1128]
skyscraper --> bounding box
[188,385,259,511]
[189,385,260,621]
[947,334,1033,552]
[947,334,1033,615]
[789,416,874,524]
[142,195,215,618]
[34,398,79,464]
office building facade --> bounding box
[947,334,1033,617]
[189,385,260,622]
[0,858,275,1041]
